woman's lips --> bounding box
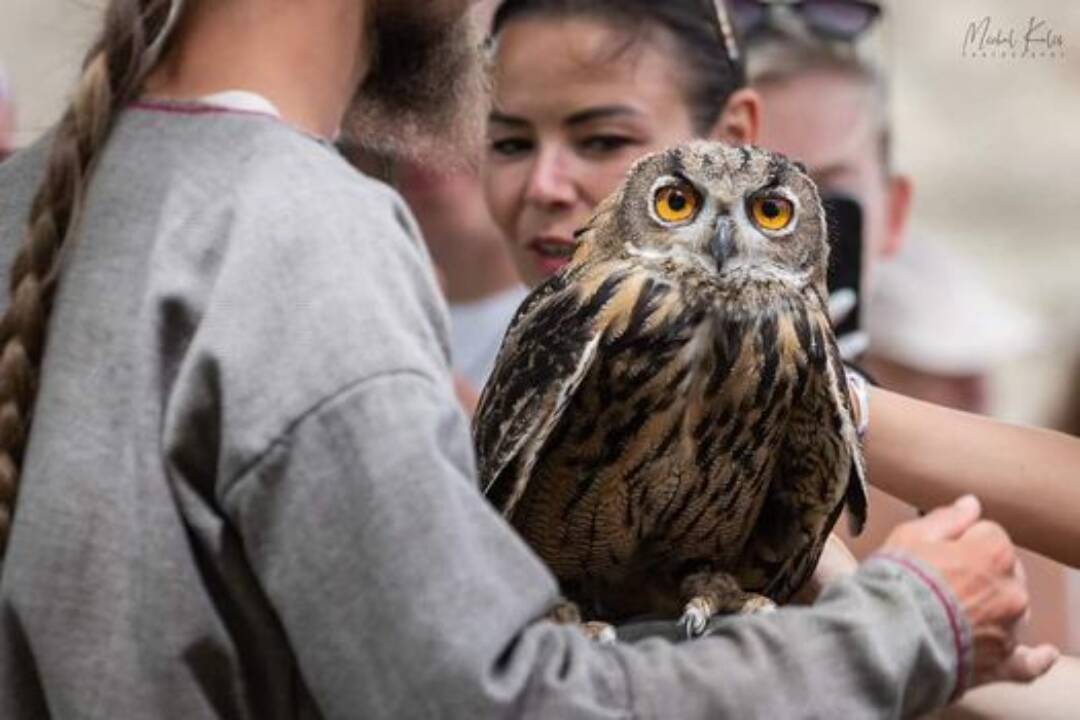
[527,236,576,276]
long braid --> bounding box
[0,0,185,557]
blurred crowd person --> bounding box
[396,162,526,391]
[393,1,525,402]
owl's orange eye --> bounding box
[750,196,794,232]
[654,183,700,224]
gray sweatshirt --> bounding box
[0,104,970,719]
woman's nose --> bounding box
[523,146,577,208]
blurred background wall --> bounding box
[2,0,1078,648]
[1,0,99,146]
[880,0,1080,427]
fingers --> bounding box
[963,520,1020,578]
[836,330,870,362]
[995,644,1060,683]
[826,289,869,360]
[913,495,982,542]
[827,288,857,323]
[880,497,1054,691]
[1013,559,1033,628]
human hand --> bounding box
[828,288,869,361]
[879,495,1059,689]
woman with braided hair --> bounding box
[0,0,177,550]
[0,0,1056,717]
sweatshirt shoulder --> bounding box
[232,129,428,276]
[0,138,50,230]
[236,124,414,231]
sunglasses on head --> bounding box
[731,0,882,42]
[704,0,743,64]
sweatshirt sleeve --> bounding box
[221,368,967,720]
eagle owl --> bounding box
[473,141,867,637]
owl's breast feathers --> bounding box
[474,256,865,616]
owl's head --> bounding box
[583,141,828,292]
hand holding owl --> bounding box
[879,495,1059,688]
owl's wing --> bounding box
[473,263,638,517]
[746,300,868,602]
[828,333,869,534]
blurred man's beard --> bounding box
[342,5,488,167]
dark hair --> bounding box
[490,0,746,134]
[0,0,182,557]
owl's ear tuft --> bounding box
[793,160,808,174]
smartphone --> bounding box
[821,194,864,337]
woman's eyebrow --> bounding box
[565,105,641,126]
[488,110,530,127]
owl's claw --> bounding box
[582,621,618,644]
[738,596,777,614]
[678,601,711,639]
[547,601,617,644]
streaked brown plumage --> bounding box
[474,141,867,635]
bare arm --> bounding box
[865,387,1080,568]
[936,655,1080,720]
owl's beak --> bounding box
[710,216,736,270]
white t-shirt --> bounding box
[449,284,528,389]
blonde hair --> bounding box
[0,0,185,556]
[747,35,892,172]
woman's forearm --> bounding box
[936,655,1079,720]
[865,387,1080,568]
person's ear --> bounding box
[883,174,913,258]
[708,88,762,146]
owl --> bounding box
[473,140,867,637]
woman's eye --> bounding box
[579,135,633,154]
[490,138,534,157]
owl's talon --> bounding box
[738,596,777,615]
[678,604,710,639]
[581,621,618,644]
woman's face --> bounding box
[483,16,701,287]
